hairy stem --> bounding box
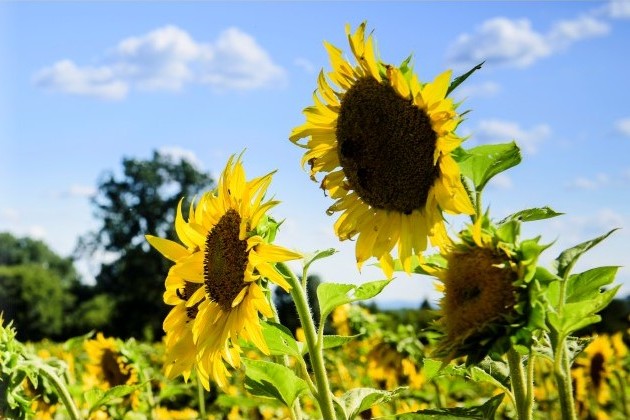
[507,347,532,420]
[278,263,336,420]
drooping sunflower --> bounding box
[432,216,547,363]
[290,22,474,277]
[146,155,301,389]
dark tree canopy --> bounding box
[0,233,79,340]
[77,150,214,339]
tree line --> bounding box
[1,150,628,341]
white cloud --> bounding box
[26,225,47,240]
[547,16,610,50]
[158,146,202,168]
[200,27,286,90]
[33,60,129,100]
[448,14,609,69]
[546,208,625,245]
[294,57,316,74]
[53,184,97,198]
[452,81,501,99]
[447,18,552,68]
[567,173,609,190]
[33,25,286,100]
[615,117,630,137]
[474,119,551,154]
[606,0,630,18]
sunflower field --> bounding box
[2,21,630,420]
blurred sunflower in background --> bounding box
[147,155,301,389]
[84,333,138,391]
[290,22,474,277]
[432,216,547,363]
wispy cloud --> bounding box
[294,57,316,74]
[55,184,97,198]
[567,173,609,190]
[448,13,609,69]
[605,0,630,19]
[473,119,551,154]
[158,146,202,168]
[488,173,513,190]
[33,25,287,100]
[452,81,501,99]
[615,117,630,137]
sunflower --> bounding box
[84,333,138,390]
[290,22,474,277]
[432,217,546,363]
[146,155,301,389]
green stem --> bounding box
[474,190,482,221]
[279,263,336,420]
[196,374,206,420]
[30,361,82,420]
[507,347,531,420]
[525,350,535,418]
[550,272,578,420]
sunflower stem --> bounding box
[474,190,483,221]
[196,373,206,420]
[525,350,535,418]
[507,347,531,420]
[279,262,337,420]
[26,360,82,420]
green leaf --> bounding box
[259,321,301,357]
[566,266,619,303]
[550,286,620,337]
[555,229,617,278]
[243,359,308,408]
[446,61,484,97]
[495,220,519,244]
[457,143,522,191]
[499,207,563,224]
[317,280,390,321]
[85,384,142,413]
[389,393,504,419]
[340,387,406,420]
[303,248,337,277]
[302,334,361,355]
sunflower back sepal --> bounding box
[446,61,485,98]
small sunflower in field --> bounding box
[83,333,138,393]
[573,333,628,408]
[432,216,548,363]
[290,22,474,277]
[147,155,301,389]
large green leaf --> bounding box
[301,334,361,355]
[259,321,301,358]
[555,229,617,278]
[243,359,308,408]
[456,143,522,191]
[386,393,504,419]
[499,207,563,224]
[85,384,143,414]
[565,266,619,303]
[339,387,405,420]
[317,280,390,321]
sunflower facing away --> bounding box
[84,333,138,391]
[146,155,301,389]
[432,217,546,363]
[290,22,474,277]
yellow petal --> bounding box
[145,235,189,262]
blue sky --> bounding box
[1,1,629,306]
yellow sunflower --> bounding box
[290,22,474,277]
[84,333,138,390]
[146,155,301,389]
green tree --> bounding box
[0,233,79,340]
[77,150,214,339]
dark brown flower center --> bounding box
[101,349,131,387]
[203,209,249,312]
[336,76,439,214]
[176,281,203,320]
[590,352,605,389]
[443,247,517,340]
